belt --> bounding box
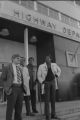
[12,84,22,87]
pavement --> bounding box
[1,100,80,120]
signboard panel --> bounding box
[66,51,78,67]
[0,1,80,42]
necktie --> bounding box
[16,66,22,84]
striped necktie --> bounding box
[16,66,22,84]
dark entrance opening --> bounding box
[28,27,55,101]
[28,27,55,67]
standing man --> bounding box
[1,54,25,120]
[37,56,61,120]
[27,57,38,113]
[20,57,34,116]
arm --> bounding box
[23,67,30,94]
[55,64,61,77]
[1,66,7,82]
[53,64,61,90]
[23,67,30,85]
[52,63,61,77]
[37,65,44,84]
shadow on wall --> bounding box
[37,73,80,102]
[58,73,80,102]
[71,73,80,100]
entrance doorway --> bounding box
[28,27,55,67]
[37,32,55,66]
[28,27,55,101]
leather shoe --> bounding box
[51,115,60,119]
[26,112,35,116]
[33,109,38,113]
[46,116,50,120]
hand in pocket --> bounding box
[5,87,12,95]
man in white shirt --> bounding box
[37,56,61,120]
[1,54,25,120]
[20,57,34,116]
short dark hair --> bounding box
[20,57,25,63]
[20,57,25,61]
[28,57,34,61]
[11,54,21,60]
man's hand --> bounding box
[42,80,45,84]
[55,74,58,78]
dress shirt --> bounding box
[12,63,22,84]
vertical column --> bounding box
[24,28,28,65]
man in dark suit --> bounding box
[27,57,38,113]
[1,54,25,120]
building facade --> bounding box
[0,0,80,102]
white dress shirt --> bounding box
[12,63,22,84]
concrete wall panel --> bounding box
[54,35,80,100]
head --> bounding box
[11,54,21,65]
[28,57,34,65]
[45,56,51,65]
[20,57,25,67]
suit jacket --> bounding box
[1,63,25,95]
[37,62,61,94]
[37,62,61,84]
[22,66,30,95]
[27,64,36,90]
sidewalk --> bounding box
[0,102,45,120]
[1,100,80,120]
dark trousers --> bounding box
[44,81,55,120]
[56,89,59,102]
[6,86,24,120]
[30,89,36,112]
[24,96,31,114]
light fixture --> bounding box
[0,28,9,36]
[30,36,37,43]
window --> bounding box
[49,8,59,20]
[21,0,34,10]
[37,3,48,16]
[78,21,80,28]
[0,63,9,102]
[68,0,75,5]
[75,0,80,6]
[61,14,70,25]
[69,0,74,2]
[61,13,78,28]
[69,17,78,28]
[9,0,19,4]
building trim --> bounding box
[0,1,80,42]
